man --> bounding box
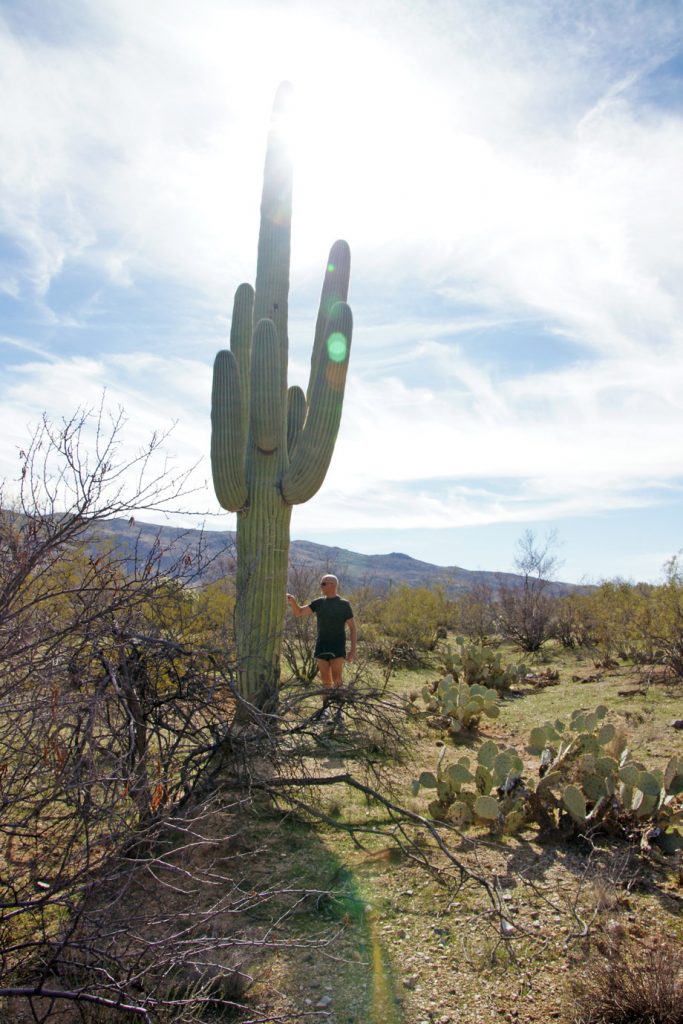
[286,574,357,712]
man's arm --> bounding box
[286,593,313,618]
[346,616,357,662]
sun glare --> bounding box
[326,331,348,363]
[278,19,449,269]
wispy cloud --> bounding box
[1,0,683,579]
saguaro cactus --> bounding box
[211,84,353,709]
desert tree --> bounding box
[453,578,497,642]
[638,552,683,676]
[0,406,323,1023]
[496,529,563,652]
[281,560,324,684]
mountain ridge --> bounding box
[88,518,585,596]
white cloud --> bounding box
[1,0,683,575]
[0,353,212,516]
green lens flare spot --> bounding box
[326,332,348,363]
[327,262,336,273]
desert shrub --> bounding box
[281,564,322,682]
[452,580,497,641]
[368,584,448,652]
[648,554,683,679]
[570,931,683,1024]
[361,622,424,668]
[193,572,236,648]
[578,581,655,663]
[554,593,597,649]
[572,562,683,675]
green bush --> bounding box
[360,622,425,668]
[367,585,448,652]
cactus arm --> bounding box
[281,301,353,504]
[230,283,254,440]
[211,350,248,511]
[287,385,306,456]
[250,319,285,453]
[254,82,292,373]
[306,240,351,406]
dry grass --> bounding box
[5,644,680,1024]
[571,932,683,1024]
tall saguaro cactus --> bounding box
[211,84,353,709]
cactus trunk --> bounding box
[211,84,353,709]
[235,470,291,710]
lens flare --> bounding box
[327,262,336,273]
[326,331,348,363]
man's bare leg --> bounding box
[317,658,334,691]
[316,658,345,691]
[316,658,346,720]
[329,657,345,687]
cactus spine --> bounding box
[211,84,353,708]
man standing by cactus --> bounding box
[287,575,357,713]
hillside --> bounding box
[87,518,584,596]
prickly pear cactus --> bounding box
[441,638,527,692]
[412,674,500,735]
[211,84,353,708]
[411,705,683,850]
[411,741,526,829]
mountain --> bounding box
[87,518,584,597]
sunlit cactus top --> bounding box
[211,83,353,513]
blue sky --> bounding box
[2,0,683,584]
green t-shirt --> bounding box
[309,596,354,648]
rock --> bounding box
[403,974,419,990]
[671,719,683,730]
[315,994,333,1009]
